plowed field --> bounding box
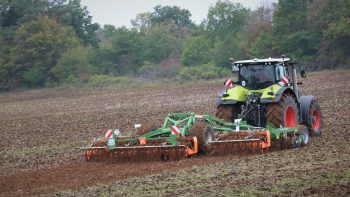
[0,71,349,196]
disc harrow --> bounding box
[210,130,271,155]
[82,113,308,162]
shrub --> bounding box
[177,62,227,81]
[88,74,139,86]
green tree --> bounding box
[271,0,316,59]
[212,35,246,67]
[205,0,249,66]
[249,0,320,60]
[150,5,193,27]
[0,0,99,46]
[51,46,92,84]
[110,27,144,74]
[181,35,212,66]
[50,0,100,46]
[90,47,118,76]
[244,3,274,55]
[144,23,181,62]
[6,17,80,87]
[95,24,116,49]
[315,0,350,68]
[177,62,225,80]
[0,0,50,26]
[131,12,152,32]
[0,0,47,41]
[206,1,249,40]
[0,26,12,90]
[250,32,275,58]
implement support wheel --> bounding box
[293,126,310,148]
[189,122,213,153]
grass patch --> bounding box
[229,169,350,196]
[53,154,350,197]
[1,141,81,161]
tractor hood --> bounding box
[220,84,283,103]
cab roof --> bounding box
[234,58,290,64]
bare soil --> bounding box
[0,71,349,196]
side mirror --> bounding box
[300,65,306,78]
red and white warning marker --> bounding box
[171,126,181,135]
[280,76,289,85]
[105,129,114,139]
[225,79,233,88]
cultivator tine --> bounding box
[83,145,190,162]
[208,130,271,155]
[210,140,263,155]
[269,137,294,151]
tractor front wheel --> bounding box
[266,94,298,128]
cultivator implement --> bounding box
[82,113,198,162]
[209,131,270,155]
[82,113,307,162]
[84,145,191,162]
[195,115,271,155]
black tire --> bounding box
[189,122,213,153]
[293,126,310,148]
[216,104,240,122]
[306,100,323,136]
[266,93,298,128]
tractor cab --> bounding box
[232,58,290,90]
[216,57,321,138]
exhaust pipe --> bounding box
[292,65,299,98]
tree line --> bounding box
[0,0,349,90]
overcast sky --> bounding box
[80,0,269,28]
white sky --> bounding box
[80,0,270,28]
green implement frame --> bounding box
[82,112,306,161]
[84,112,298,151]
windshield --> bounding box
[239,64,275,89]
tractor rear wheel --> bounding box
[216,104,240,122]
[266,94,298,128]
[306,100,323,136]
[189,122,213,153]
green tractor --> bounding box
[215,57,323,138]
